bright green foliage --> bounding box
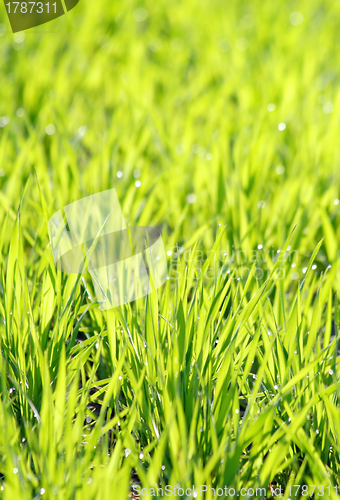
[1,0,340,498]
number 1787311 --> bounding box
[5,2,57,14]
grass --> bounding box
[1,0,340,498]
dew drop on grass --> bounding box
[187,192,197,203]
[278,123,286,131]
[276,165,285,175]
[329,369,334,375]
[13,468,18,474]
[267,103,275,112]
[289,12,304,26]
[0,116,10,127]
[218,39,232,52]
[235,38,249,51]
[323,102,334,114]
[133,8,147,22]
[46,124,56,135]
[198,147,207,158]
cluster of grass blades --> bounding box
[0,204,340,498]
[1,0,340,497]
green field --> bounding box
[1,0,340,498]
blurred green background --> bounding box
[0,0,340,263]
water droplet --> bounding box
[290,12,304,26]
[235,38,249,51]
[186,193,197,204]
[133,8,147,22]
[323,102,334,114]
[218,38,232,52]
[46,124,56,135]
